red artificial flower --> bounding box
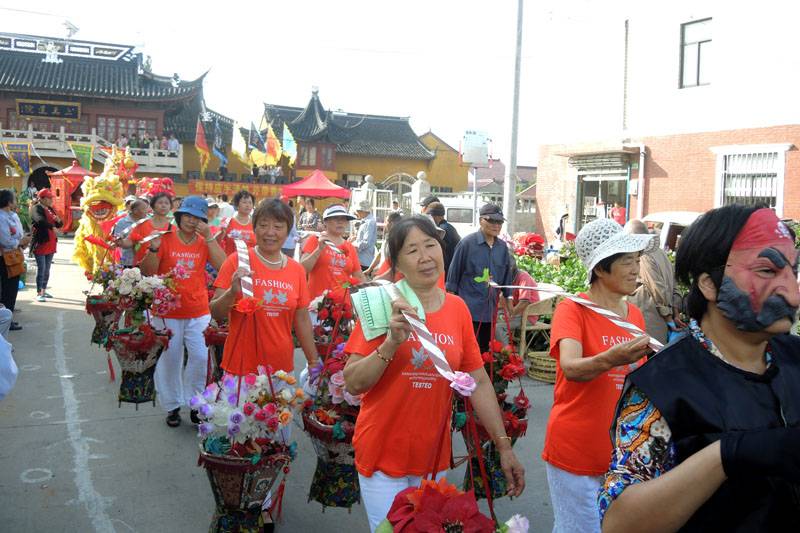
[317,308,330,320]
[234,296,264,315]
[499,359,526,381]
[513,391,531,412]
[489,340,504,353]
[323,356,345,375]
[242,402,256,416]
[503,411,522,432]
[481,351,494,364]
[331,308,344,320]
[254,408,268,422]
[343,309,354,319]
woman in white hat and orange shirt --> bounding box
[542,218,656,533]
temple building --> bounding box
[263,89,468,198]
[0,32,236,196]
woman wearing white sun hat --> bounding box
[541,217,657,533]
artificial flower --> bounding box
[513,391,531,412]
[448,371,477,397]
[234,296,264,315]
[504,514,530,533]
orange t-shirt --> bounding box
[542,295,647,476]
[302,235,361,300]
[344,294,484,478]
[214,251,310,374]
[155,233,210,319]
[223,217,255,256]
[130,219,171,264]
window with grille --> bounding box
[680,18,711,88]
[721,152,779,208]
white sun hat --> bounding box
[575,218,657,283]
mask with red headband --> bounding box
[715,208,800,332]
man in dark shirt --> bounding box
[446,203,513,353]
[426,201,460,275]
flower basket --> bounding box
[108,325,171,407]
[85,296,121,346]
[526,352,556,384]
[199,445,292,532]
[302,408,360,509]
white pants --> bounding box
[154,314,211,412]
[545,462,603,533]
[358,470,446,532]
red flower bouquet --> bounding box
[376,478,495,533]
[512,232,545,259]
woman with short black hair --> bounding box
[600,205,800,532]
[221,190,256,255]
[119,191,172,264]
[343,215,525,531]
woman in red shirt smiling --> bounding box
[211,198,319,375]
[343,215,525,532]
[221,190,256,256]
[300,204,365,300]
[141,196,226,428]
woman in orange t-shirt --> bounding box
[542,217,656,533]
[118,192,173,265]
[220,190,256,256]
[140,196,227,428]
[300,204,365,300]
[343,215,525,532]
[211,198,319,375]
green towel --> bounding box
[350,279,425,340]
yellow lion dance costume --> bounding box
[72,147,129,275]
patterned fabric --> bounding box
[208,506,263,533]
[688,319,773,365]
[462,443,508,500]
[598,386,677,520]
[308,459,361,509]
[118,367,156,405]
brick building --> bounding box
[533,4,800,239]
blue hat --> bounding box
[174,195,208,223]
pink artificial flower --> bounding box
[244,374,257,387]
[448,371,477,397]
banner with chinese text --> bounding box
[188,180,283,199]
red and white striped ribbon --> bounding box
[299,231,344,255]
[234,239,254,297]
[489,281,664,352]
[114,215,151,239]
[139,229,171,245]
[374,280,476,396]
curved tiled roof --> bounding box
[264,92,434,160]
[0,49,203,101]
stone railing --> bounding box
[0,123,183,175]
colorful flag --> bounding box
[69,142,94,170]
[231,121,248,164]
[195,118,211,177]
[266,125,282,166]
[3,142,31,175]
[211,120,228,167]
[281,124,297,165]
[248,122,266,152]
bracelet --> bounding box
[375,348,393,365]
[205,235,216,242]
[497,436,513,444]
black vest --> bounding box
[621,334,800,532]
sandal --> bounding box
[190,409,200,424]
[166,408,181,427]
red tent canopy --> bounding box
[282,169,351,199]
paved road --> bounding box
[0,238,556,532]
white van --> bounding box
[641,211,702,250]
[438,197,480,239]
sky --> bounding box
[1,0,624,167]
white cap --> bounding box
[575,218,657,283]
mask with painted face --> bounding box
[716,208,800,332]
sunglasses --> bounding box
[481,217,504,225]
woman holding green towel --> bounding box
[343,215,525,532]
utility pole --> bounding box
[503,0,524,235]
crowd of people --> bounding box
[116,131,180,152]
[2,179,799,531]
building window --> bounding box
[319,144,335,169]
[298,144,317,167]
[96,116,156,142]
[680,18,711,88]
[7,111,89,134]
[712,144,792,216]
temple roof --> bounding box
[0,33,204,101]
[264,90,435,160]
